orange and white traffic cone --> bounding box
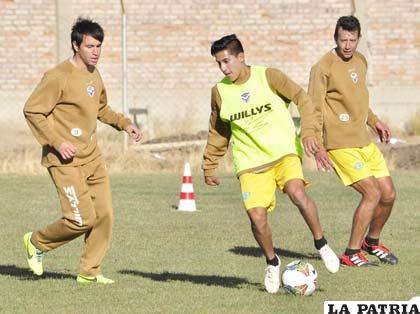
[178,162,197,212]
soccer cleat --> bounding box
[362,240,399,265]
[318,244,340,273]
[264,255,281,293]
[23,232,44,276]
[340,251,378,267]
[76,274,115,284]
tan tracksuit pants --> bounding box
[31,157,113,276]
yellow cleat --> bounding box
[76,274,115,284]
[23,232,44,276]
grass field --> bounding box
[0,170,419,313]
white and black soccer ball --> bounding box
[281,260,318,296]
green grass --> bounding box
[0,171,419,313]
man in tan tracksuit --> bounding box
[307,16,398,267]
[22,18,142,283]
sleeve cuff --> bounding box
[367,117,379,128]
[203,168,217,177]
[119,117,132,131]
[51,137,64,151]
[300,128,316,139]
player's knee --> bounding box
[83,214,96,230]
[251,215,266,228]
[288,188,308,208]
[79,210,97,230]
[380,188,396,206]
[363,186,381,206]
[96,207,112,223]
[249,210,267,230]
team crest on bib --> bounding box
[350,72,358,83]
[339,113,350,122]
[240,92,251,104]
[87,85,95,97]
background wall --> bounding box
[0,0,418,141]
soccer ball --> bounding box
[281,260,318,296]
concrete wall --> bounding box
[0,0,418,138]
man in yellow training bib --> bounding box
[307,16,398,267]
[202,34,340,294]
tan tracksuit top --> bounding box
[202,67,316,177]
[308,50,379,150]
[23,60,131,167]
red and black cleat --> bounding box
[340,251,379,267]
[362,240,399,265]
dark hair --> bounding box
[210,34,244,56]
[334,16,361,41]
[71,17,104,54]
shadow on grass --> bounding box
[229,246,321,260]
[0,264,74,281]
[118,270,260,289]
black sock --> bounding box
[314,237,328,250]
[365,236,379,246]
[266,255,279,266]
[345,248,360,256]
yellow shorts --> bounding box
[238,155,308,212]
[328,143,390,186]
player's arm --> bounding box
[367,108,391,144]
[202,86,231,186]
[23,74,67,151]
[97,86,143,142]
[307,65,333,171]
[266,68,319,155]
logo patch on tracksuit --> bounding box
[63,185,83,226]
[87,85,95,97]
[350,72,358,83]
[71,128,82,137]
[339,113,350,122]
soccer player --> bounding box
[202,34,340,294]
[22,18,142,283]
[307,16,398,267]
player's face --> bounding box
[73,35,102,68]
[214,50,245,82]
[335,27,359,61]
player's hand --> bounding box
[205,176,220,186]
[315,149,333,172]
[125,124,143,142]
[58,141,76,160]
[302,136,320,156]
[375,121,391,144]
